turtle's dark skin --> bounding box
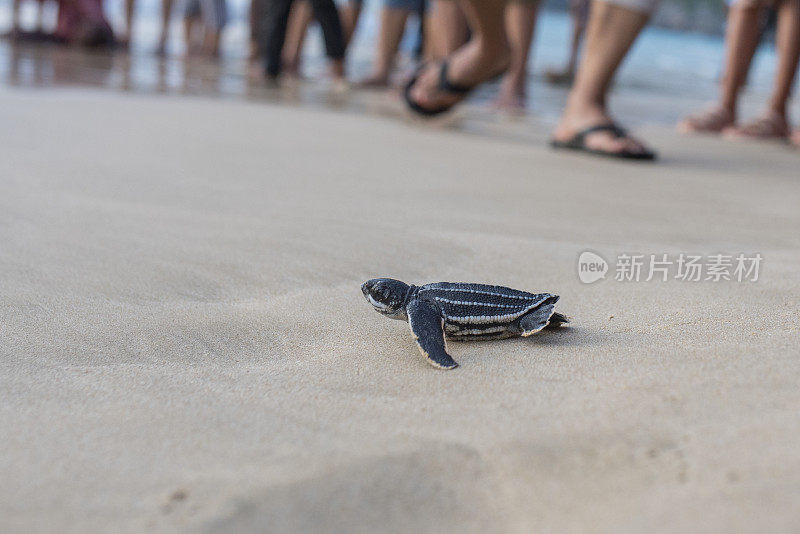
[361,278,568,370]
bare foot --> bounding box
[357,73,390,89]
[281,56,301,77]
[494,76,526,111]
[677,105,735,134]
[722,110,789,141]
[247,61,263,82]
[553,103,653,157]
[117,33,131,49]
[792,131,800,148]
[330,77,350,94]
[329,59,345,81]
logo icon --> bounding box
[577,250,608,284]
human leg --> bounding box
[495,0,539,109]
[339,0,362,45]
[726,0,800,139]
[12,0,23,31]
[263,0,294,77]
[200,0,227,56]
[552,0,658,158]
[545,0,588,84]
[361,3,413,87]
[308,0,346,78]
[282,1,312,74]
[425,0,468,59]
[157,0,174,54]
[678,0,763,133]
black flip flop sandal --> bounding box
[550,123,657,161]
[403,60,474,118]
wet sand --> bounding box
[0,32,787,129]
[1,83,800,534]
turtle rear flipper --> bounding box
[546,312,569,328]
[519,301,560,337]
[407,299,459,370]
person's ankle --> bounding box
[501,72,526,93]
[558,98,609,131]
[283,58,299,75]
[330,60,345,79]
[491,45,511,74]
[367,67,389,82]
[472,36,510,73]
[717,101,736,117]
[265,61,281,79]
[564,93,605,118]
[766,103,787,120]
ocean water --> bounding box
[0,2,792,127]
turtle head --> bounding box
[361,278,411,319]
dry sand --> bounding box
[1,86,800,533]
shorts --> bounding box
[183,0,228,29]
[726,0,775,6]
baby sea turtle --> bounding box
[361,279,568,370]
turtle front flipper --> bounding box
[407,299,459,370]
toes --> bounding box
[585,134,626,154]
[409,67,437,105]
[408,64,462,110]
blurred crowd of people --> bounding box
[7,0,227,53]
[395,0,800,158]
[9,0,114,45]
[6,0,800,158]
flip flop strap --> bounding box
[576,123,628,141]
[437,61,473,95]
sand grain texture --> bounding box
[1,88,799,533]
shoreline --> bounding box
[1,6,794,130]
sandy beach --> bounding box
[1,84,800,533]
